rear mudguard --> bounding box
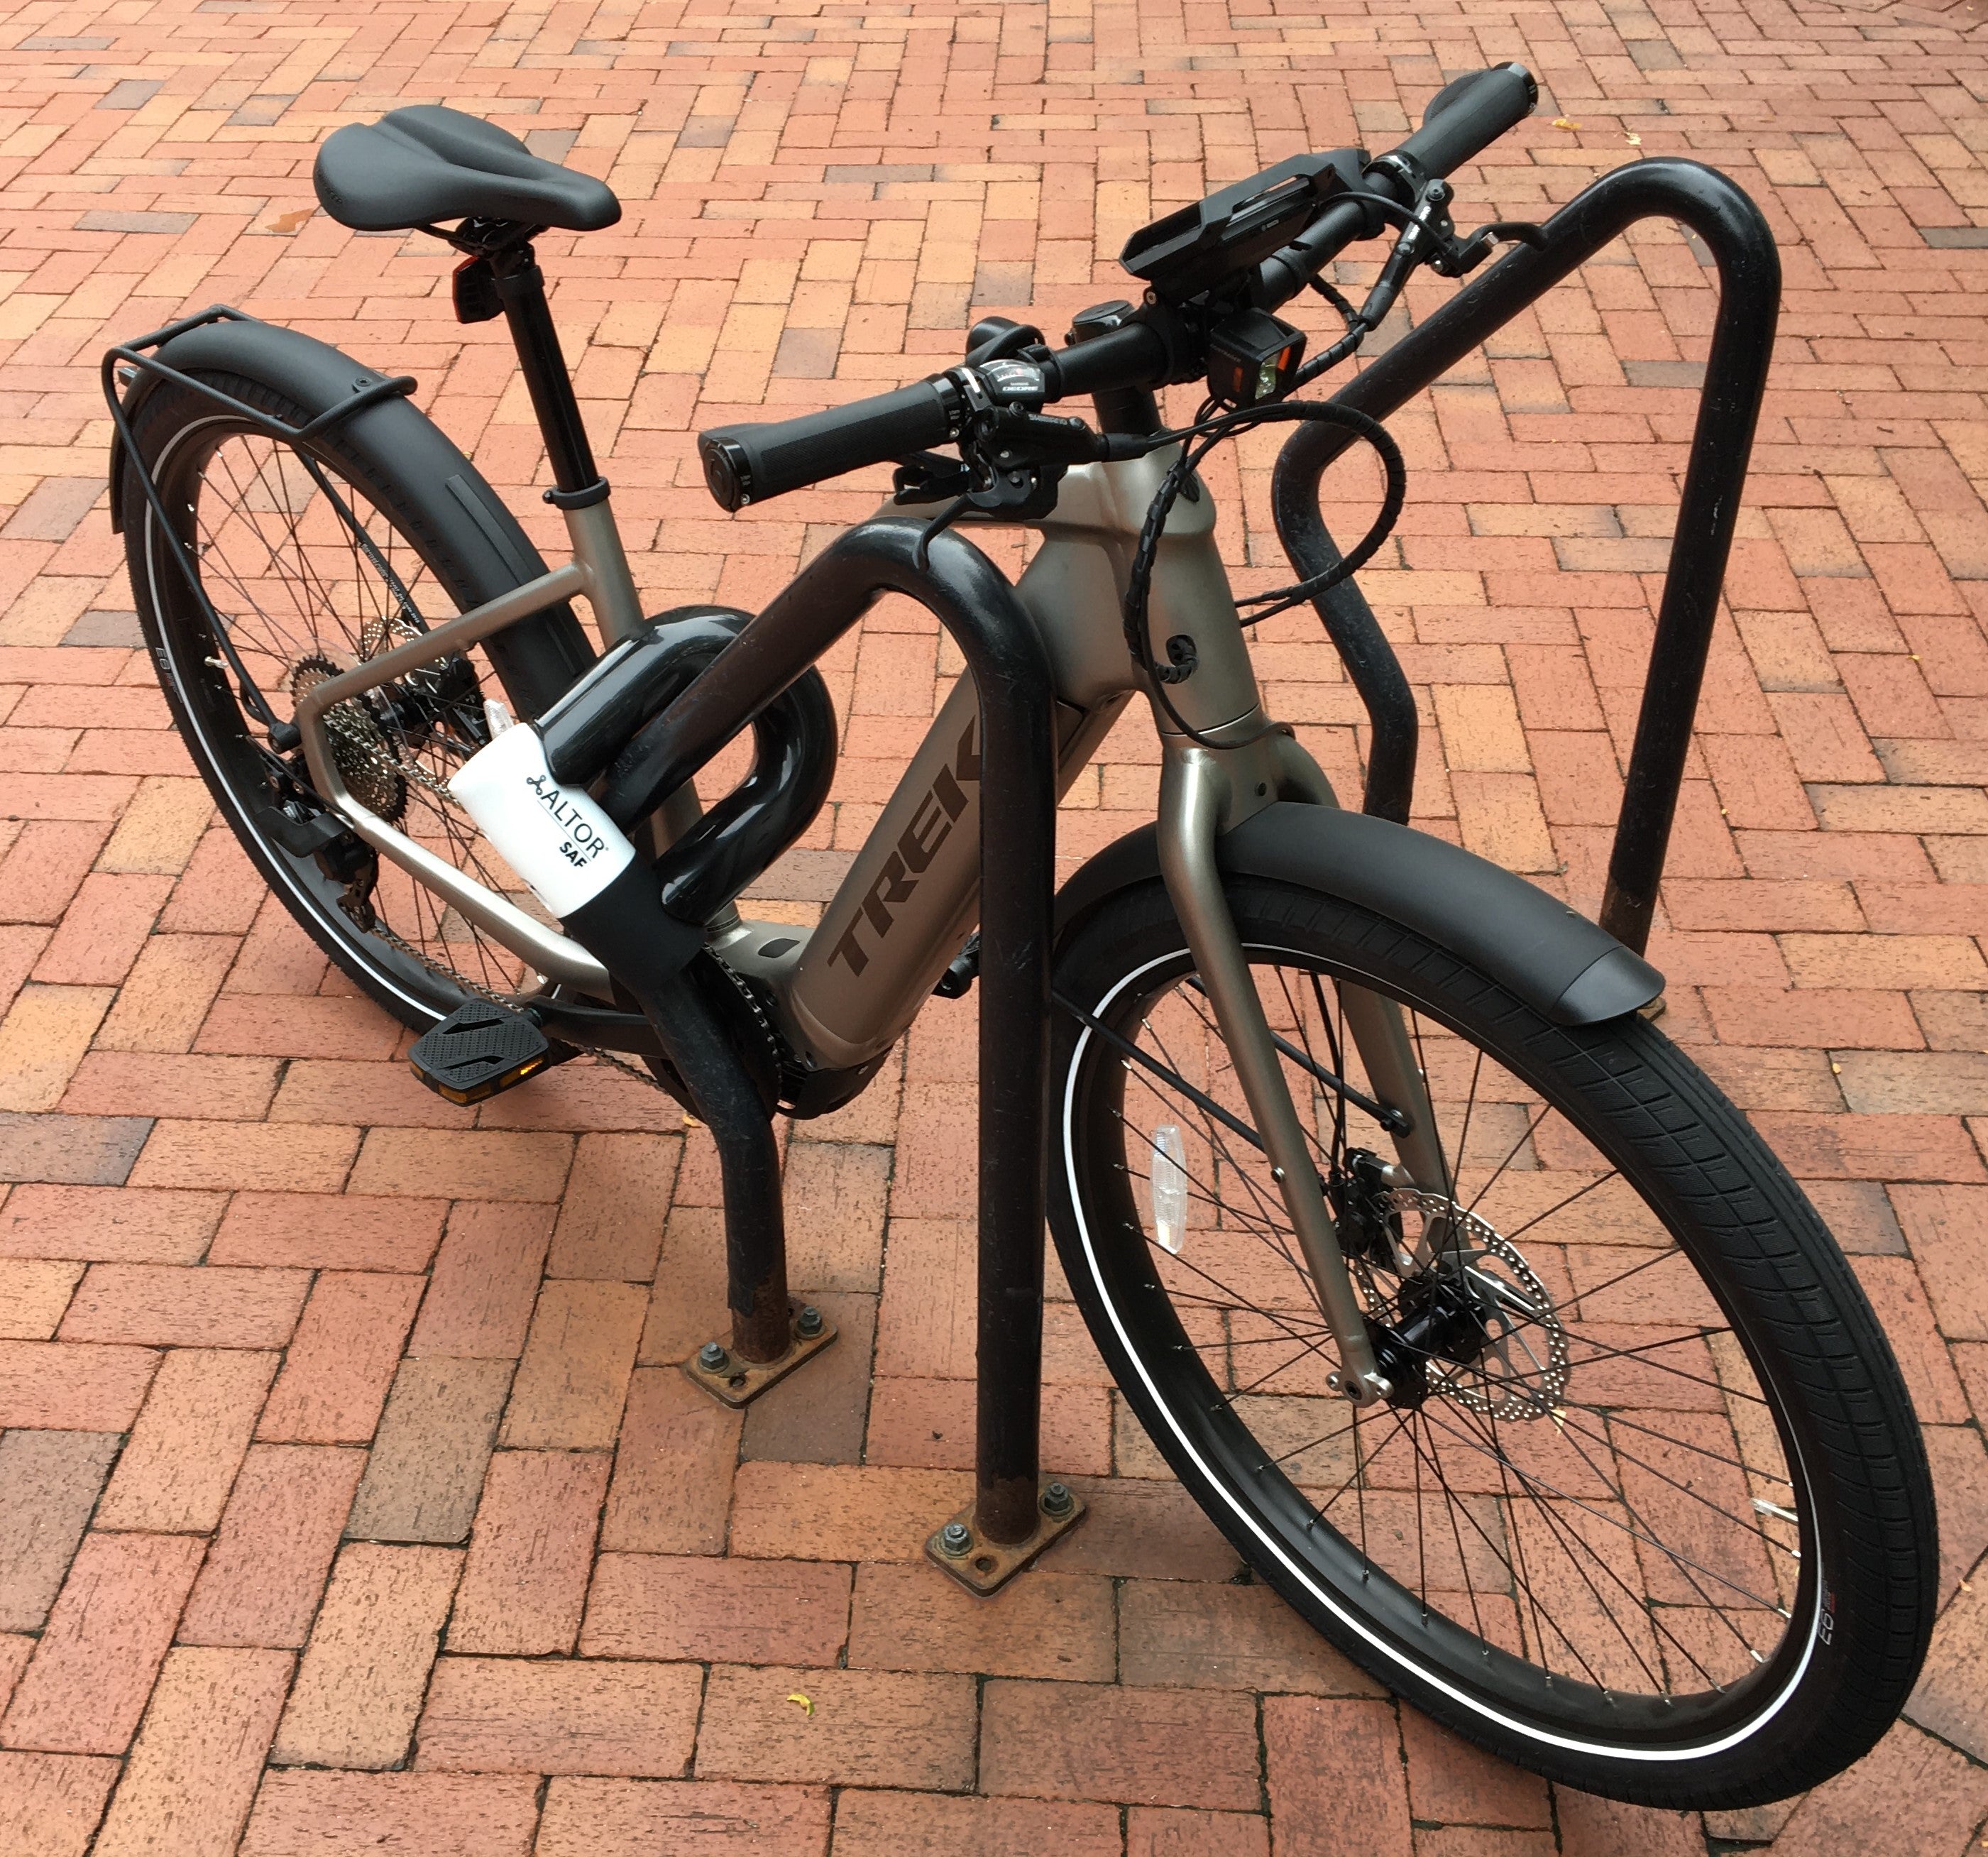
[1054,803,1662,1026]
[110,315,595,716]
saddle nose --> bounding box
[313,104,620,235]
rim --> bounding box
[1063,938,1821,1760]
[143,412,544,1009]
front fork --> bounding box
[1155,734,1448,1406]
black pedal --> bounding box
[407,1002,572,1105]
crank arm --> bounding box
[1156,745,1390,1403]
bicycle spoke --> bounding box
[1464,1099,1554,1218]
[1414,1402,1786,1614]
[1502,1396,1785,1672]
[1500,1166,1620,1242]
[1091,938,1806,1709]
[177,427,525,997]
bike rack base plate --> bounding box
[926,1481,1088,1596]
[681,1307,838,1408]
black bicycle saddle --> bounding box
[313,105,621,234]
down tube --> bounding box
[784,679,1118,1075]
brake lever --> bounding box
[905,407,1093,569]
[1356,177,1548,323]
[1428,218,1549,278]
[892,452,972,505]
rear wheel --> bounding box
[1050,875,1935,1807]
[120,369,593,1026]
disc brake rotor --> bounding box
[289,654,407,823]
[358,607,419,663]
[1363,1186,1571,1423]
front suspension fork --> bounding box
[1155,742,1446,1404]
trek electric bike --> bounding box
[105,64,1936,1807]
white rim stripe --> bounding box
[1062,944,1820,1765]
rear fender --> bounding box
[110,316,594,716]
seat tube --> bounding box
[491,251,644,645]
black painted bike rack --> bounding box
[621,517,1068,1568]
[1273,156,1781,955]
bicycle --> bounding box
[104,67,1935,1809]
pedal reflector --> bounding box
[408,1002,559,1105]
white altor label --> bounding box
[447,723,635,920]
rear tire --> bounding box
[1050,873,1935,1807]
[119,365,597,1028]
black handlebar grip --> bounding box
[1391,62,1537,184]
[698,380,955,510]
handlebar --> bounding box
[696,63,1534,510]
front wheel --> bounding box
[1049,873,1934,1808]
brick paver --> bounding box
[0,0,1985,1849]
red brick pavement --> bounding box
[1,0,1987,1850]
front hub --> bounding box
[1351,1185,1571,1421]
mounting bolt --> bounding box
[939,1521,973,1558]
[1042,1481,1074,1519]
[796,1305,824,1339]
[1327,1370,1344,1394]
[697,1341,730,1373]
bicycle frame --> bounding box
[282,422,1422,1398]
[105,148,1777,1582]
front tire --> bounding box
[1049,873,1934,1807]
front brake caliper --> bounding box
[1329,1147,1407,1271]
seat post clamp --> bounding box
[544,478,611,510]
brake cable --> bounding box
[1120,395,1407,751]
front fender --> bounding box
[1053,803,1662,1026]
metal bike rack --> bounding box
[1272,156,1781,955]
[612,516,1080,1582]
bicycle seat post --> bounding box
[486,243,645,645]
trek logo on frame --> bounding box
[827,717,980,977]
